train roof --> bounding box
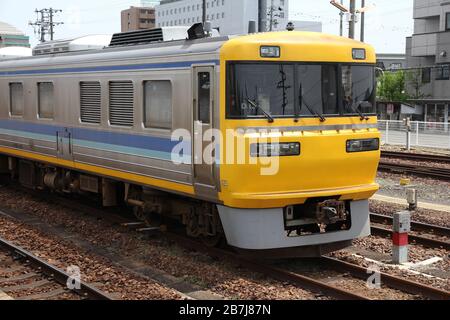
[0,31,376,71]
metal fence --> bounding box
[378,120,450,150]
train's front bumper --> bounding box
[217,200,370,251]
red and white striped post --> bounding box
[392,211,411,264]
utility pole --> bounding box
[330,1,349,37]
[258,0,267,32]
[29,8,63,43]
[202,0,206,23]
[360,0,365,42]
[269,0,274,31]
[339,0,344,36]
[349,0,356,39]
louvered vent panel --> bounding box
[80,82,101,124]
[109,28,164,47]
[109,81,134,127]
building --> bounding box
[155,0,322,35]
[405,0,450,123]
[0,21,30,48]
[376,53,406,71]
[121,6,156,32]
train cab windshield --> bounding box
[226,62,376,120]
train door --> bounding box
[56,128,73,161]
[192,66,217,197]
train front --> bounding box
[217,31,380,257]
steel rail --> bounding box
[370,213,450,238]
[378,162,450,181]
[0,235,113,300]
[321,256,450,300]
[370,225,450,251]
[164,232,370,300]
[381,151,450,164]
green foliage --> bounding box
[404,69,427,100]
[377,70,409,102]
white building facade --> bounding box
[155,0,321,35]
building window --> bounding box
[436,65,450,80]
[144,81,172,129]
[446,12,450,30]
[422,67,431,83]
[38,82,54,119]
[9,83,24,116]
[390,63,402,69]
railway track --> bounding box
[378,162,450,181]
[1,187,449,300]
[381,151,450,164]
[166,232,450,300]
[0,236,112,300]
[370,213,450,250]
[379,151,450,181]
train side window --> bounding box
[143,80,172,130]
[80,81,101,124]
[109,81,134,127]
[38,82,54,119]
[9,82,24,116]
[198,72,211,124]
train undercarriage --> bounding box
[0,156,370,258]
[0,156,224,246]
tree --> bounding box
[377,70,409,102]
[404,69,427,100]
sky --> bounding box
[0,0,413,53]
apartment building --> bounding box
[121,6,156,32]
[406,0,450,123]
[0,21,30,48]
[155,0,322,35]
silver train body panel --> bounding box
[0,37,228,200]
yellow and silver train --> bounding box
[0,25,380,257]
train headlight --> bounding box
[260,46,280,58]
[352,48,366,60]
[346,138,380,153]
[250,142,300,157]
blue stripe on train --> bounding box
[0,60,220,76]
[0,119,192,159]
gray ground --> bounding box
[376,171,450,206]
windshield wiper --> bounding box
[298,85,326,122]
[246,98,274,123]
[349,101,370,121]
